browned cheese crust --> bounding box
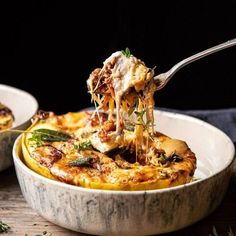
[22,111,196,190]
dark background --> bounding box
[1,1,236,114]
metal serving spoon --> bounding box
[154,38,236,90]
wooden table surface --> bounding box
[0,163,236,236]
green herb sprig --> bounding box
[135,110,145,124]
[0,220,10,233]
[68,157,94,167]
[29,129,72,146]
[73,140,93,151]
[121,47,131,58]
[134,110,152,132]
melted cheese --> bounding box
[87,51,156,161]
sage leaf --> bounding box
[68,157,94,167]
[29,128,72,145]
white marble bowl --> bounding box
[13,110,235,235]
[0,84,38,171]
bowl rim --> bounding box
[13,110,235,195]
[0,83,38,130]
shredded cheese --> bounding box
[87,50,156,162]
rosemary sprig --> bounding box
[121,47,131,58]
[134,110,152,132]
[0,220,10,233]
[134,109,155,142]
[68,157,94,167]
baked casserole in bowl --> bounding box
[13,110,235,235]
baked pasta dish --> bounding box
[0,102,14,131]
[22,49,196,190]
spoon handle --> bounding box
[156,38,236,83]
